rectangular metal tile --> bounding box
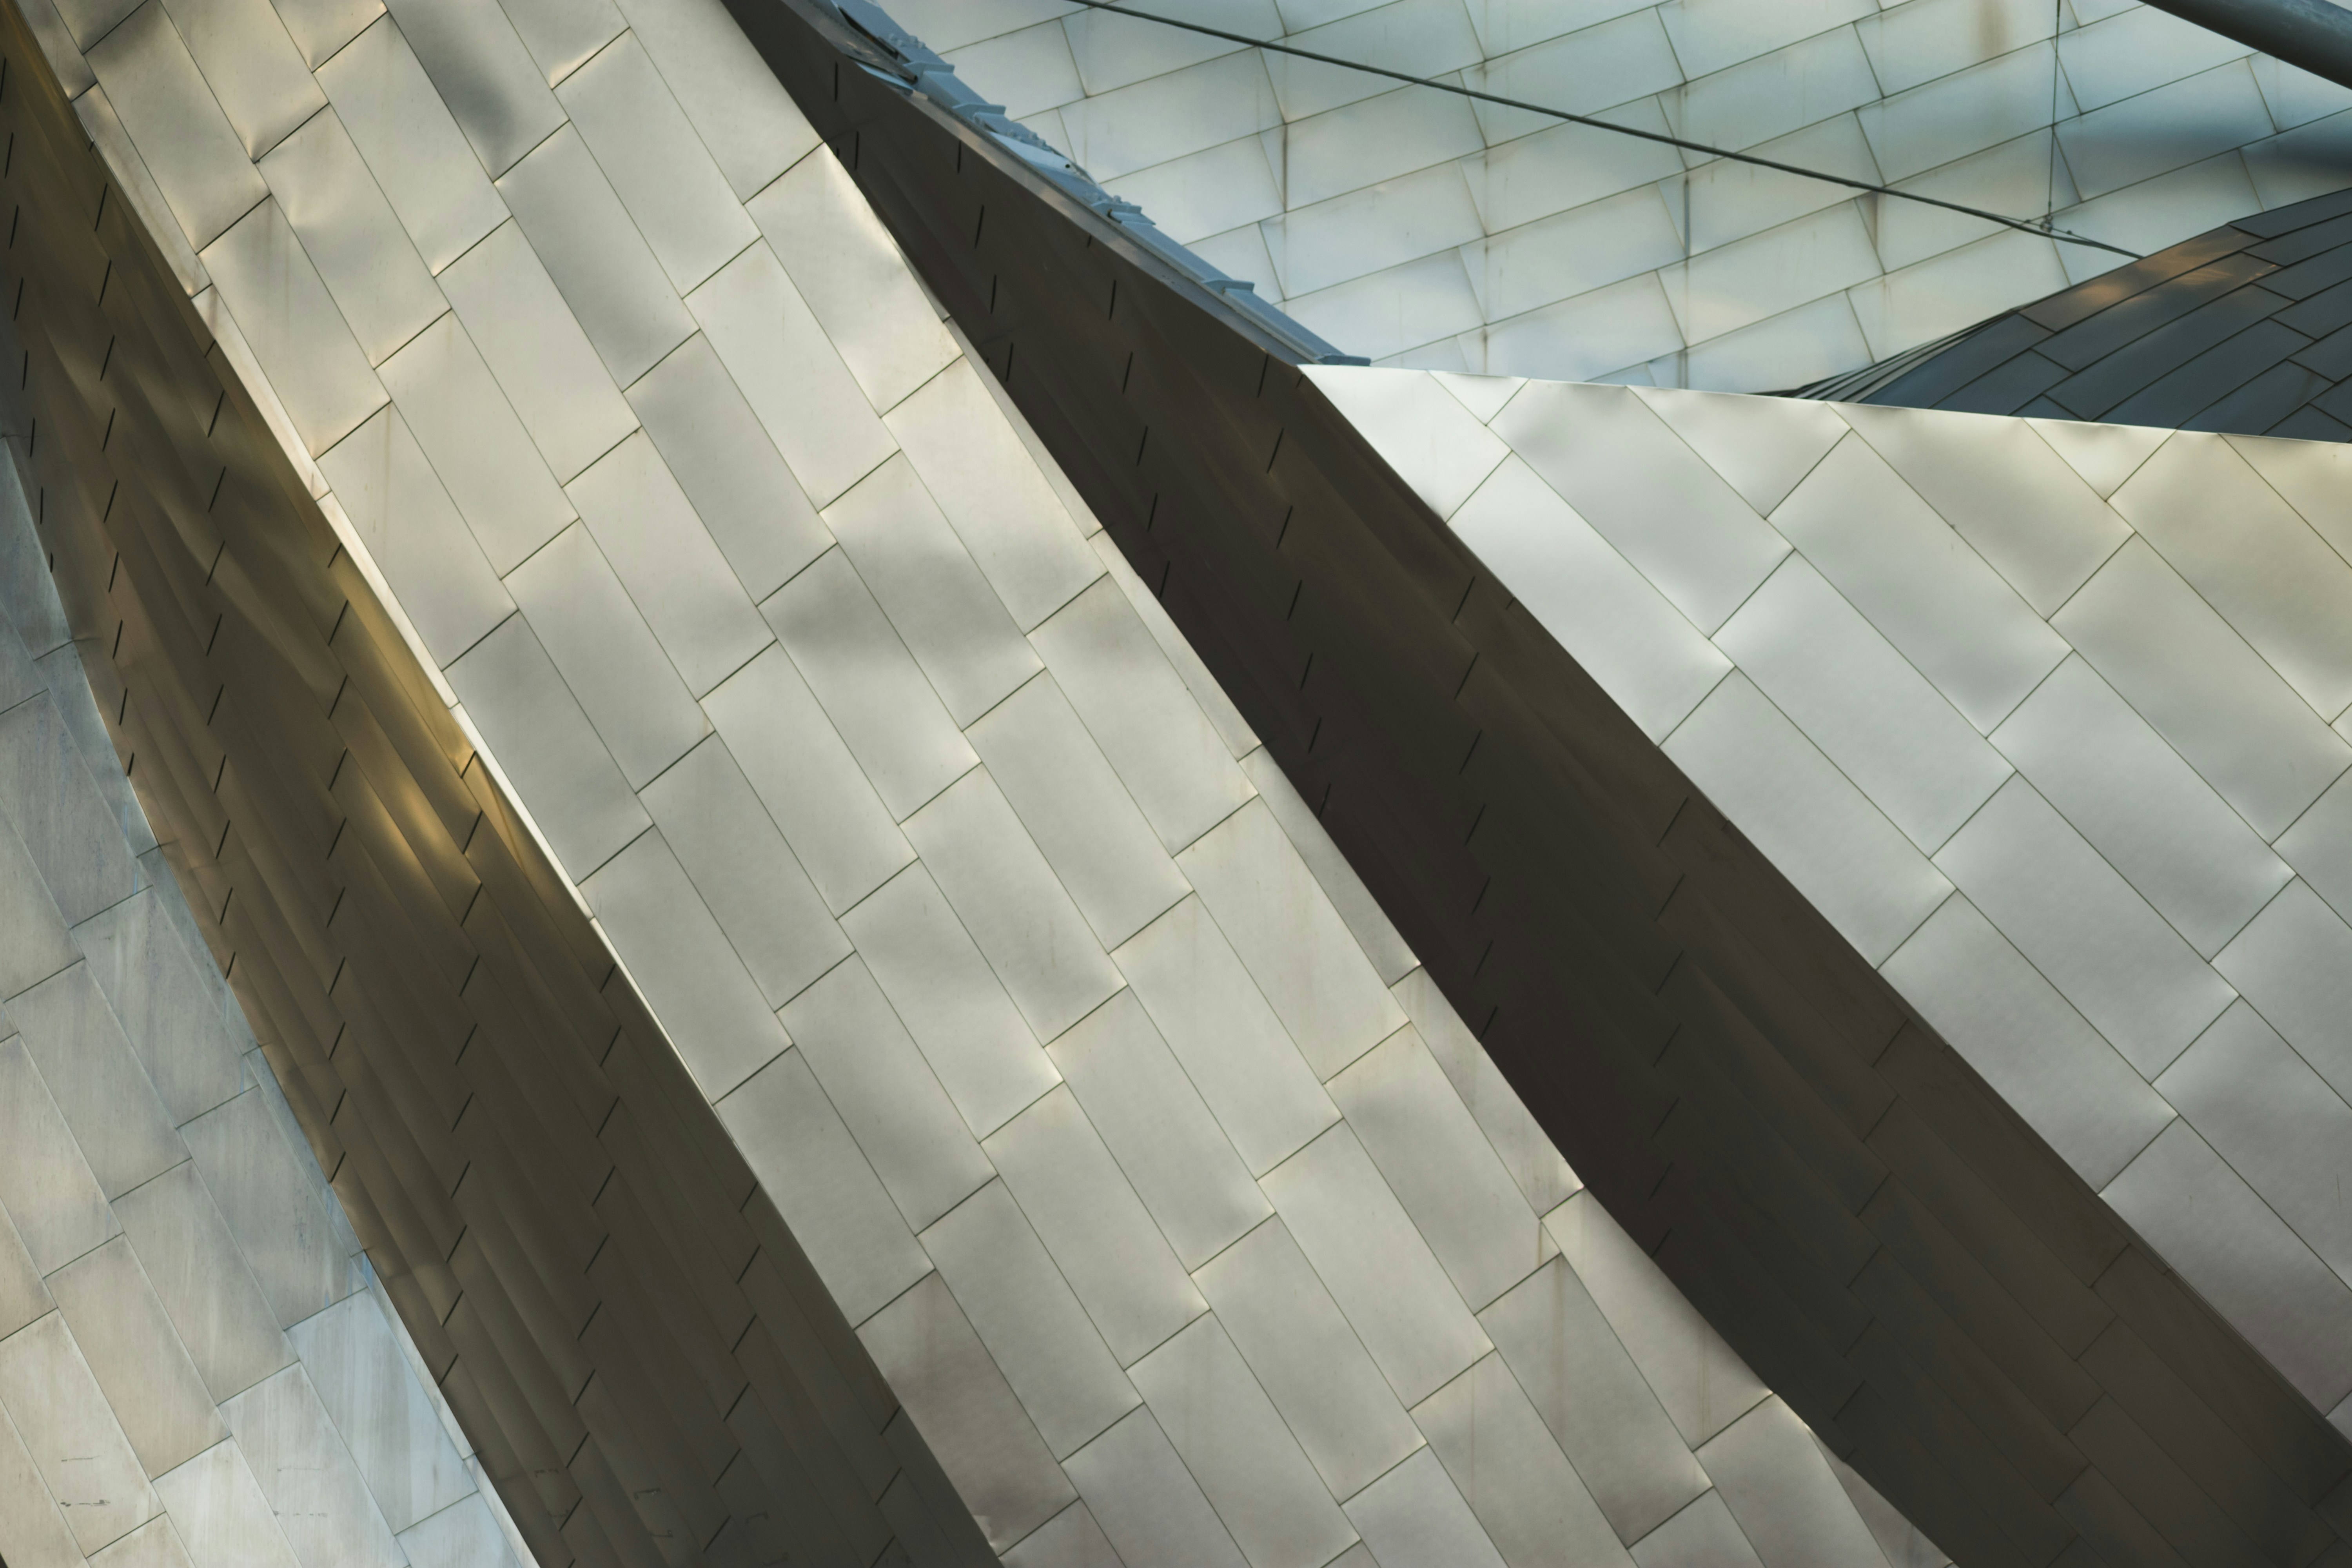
[9,963,184,1198]
[380,0,563,175]
[221,1365,405,1568]
[0,1384,83,1568]
[1630,1490,1768,1568]
[88,1513,196,1567]
[746,149,957,413]
[497,125,697,384]
[778,956,994,1232]
[256,109,444,372]
[1240,749,1412,985]
[2213,877,2352,1103]
[0,699,138,925]
[1343,1447,1507,1568]
[272,0,379,65]
[1392,969,1580,1218]
[394,1493,517,1568]
[554,33,758,292]
[764,549,975,819]
[314,17,508,272]
[637,735,848,1009]
[0,815,79,1002]
[1060,1408,1249,1568]
[702,644,913,912]
[200,199,390,458]
[495,0,620,84]
[113,1164,293,1402]
[0,1038,119,1275]
[0,1312,159,1553]
[686,241,896,507]
[606,0,817,199]
[438,220,638,482]
[282,1292,471,1533]
[581,828,787,1098]
[1308,367,1509,521]
[153,1440,303,1568]
[156,0,322,157]
[177,1090,348,1330]
[0,1201,48,1342]
[1699,1397,1890,1568]
[1089,534,1258,760]
[85,2,269,250]
[625,334,832,603]
[48,1238,225,1477]
[1126,1316,1357,1568]
[1414,1351,1632,1568]
[838,863,1061,1138]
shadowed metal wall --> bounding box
[731,6,2352,1566]
[0,7,993,1565]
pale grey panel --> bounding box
[438,220,637,482]
[967,674,1189,951]
[0,810,82,1002]
[1240,749,1412,985]
[748,149,957,412]
[687,241,896,506]
[1490,381,1787,633]
[715,1050,930,1326]
[1392,969,1578,1219]
[314,18,507,273]
[1044,989,1270,1272]
[981,1085,1205,1368]
[626,334,831,602]
[396,1494,517,1568]
[2055,539,2352,840]
[2030,419,2167,501]
[1414,1351,1633,1568]
[1480,1258,1709,1544]
[446,614,649,880]
[638,736,847,1008]
[780,956,994,1232]
[555,33,758,292]
[2114,432,2352,720]
[1002,1501,1122,1568]
[272,0,379,66]
[379,0,562,175]
[1307,367,1508,521]
[1451,457,1729,744]
[374,312,574,576]
[0,1394,82,1568]
[221,1365,403,1568]
[85,2,269,250]
[1933,777,2232,1079]
[1992,655,2290,958]
[1087,534,1258,760]
[505,524,710,787]
[1772,434,2067,732]
[495,0,620,85]
[1714,556,2010,852]
[0,618,42,711]
[49,0,134,53]
[1062,1407,1247,1568]
[316,408,513,667]
[903,769,1125,1045]
[1633,387,1847,517]
[0,1312,160,1552]
[1630,1493,1766,1568]
[0,699,138,926]
[152,1440,301,1568]
[1178,799,1407,1081]
[886,362,1103,630]
[1035,576,1261,851]
[156,0,321,157]
[33,638,153,860]
[2158,1000,2352,1287]
[24,0,98,95]
[608,0,817,200]
[0,1202,49,1341]
[1811,1439,1949,1568]
[282,1292,469,1533]
[2102,1121,2352,1410]
[177,1091,345,1330]
[1193,1217,1424,1499]
[1260,1124,1489,1408]
[48,1238,224,1477]
[1112,897,1337,1176]
[858,1272,1077,1552]
[764,550,974,819]
[1343,1447,1506,1568]
[2280,769,2352,925]
[922,1181,1140,1458]
[0,1039,119,1275]
[91,1514,197,1568]
[199,201,388,459]
[497,125,696,385]
[840,864,1060,1139]
[1882,896,2177,1189]
[1544,1193,1763,1449]
[2214,878,2352,1103]
[702,645,913,912]
[1697,1398,1884,1568]
[1125,1316,1357,1568]
[1836,401,2127,615]
[568,432,769,695]
[1662,675,1952,966]
[114,1164,292,1402]
[0,469,67,660]
[1327,1026,1539,1313]
[822,453,1040,727]
[581,828,787,1098]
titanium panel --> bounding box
[1392,967,1579,1218]
[312,16,507,272]
[0,811,80,999]
[0,698,137,924]
[2212,877,2352,1102]
[93,1515,200,1568]
[46,1237,225,1477]
[0,1202,47,1340]
[1240,749,1413,987]
[1344,1448,1510,1568]
[0,1038,120,1274]
[606,0,816,200]
[495,0,619,86]
[11,965,185,1198]
[1060,1407,1249,1568]
[1698,1398,1891,1568]
[153,1441,303,1568]
[176,1090,348,1330]
[0,1394,82,1568]
[396,1494,519,1568]
[378,0,562,177]
[83,1,268,249]
[200,199,389,457]
[1415,1350,1633,1568]
[254,109,445,370]
[112,1164,295,1403]
[282,1292,472,1534]
[1631,1492,1768,1568]
[153,0,321,159]
[220,1365,405,1568]
[1310,368,1509,523]
[0,1310,160,1554]
[1633,387,1847,517]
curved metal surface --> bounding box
[2140,0,2352,91]
[725,4,2352,1566]
[0,9,990,1565]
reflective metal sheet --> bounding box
[1414,1351,1633,1568]
[10,964,185,1199]
[607,0,817,200]
[270,0,378,66]
[0,1312,160,1553]
[202,203,394,460]
[2212,878,2352,1103]
[2027,418,2167,500]
[394,1493,517,1568]
[0,811,81,1002]
[1343,1448,1508,1568]
[1000,1501,1121,1568]
[555,33,759,292]
[1391,968,1579,1218]
[75,83,205,295]
[1633,387,1847,516]
[0,1038,119,1275]
[1697,1398,1888,1568]
[113,1164,294,1403]
[84,2,269,250]
[1629,1491,1767,1568]
[89,1514,199,1568]
[1307,367,1508,520]
[1061,1408,1248,1568]
[257,110,444,369]
[313,17,507,272]
[156,0,323,158]
[747,149,957,413]
[0,1387,81,1568]
[438,220,638,482]
[495,0,621,85]
[0,1202,48,1342]
[220,1365,405,1568]
[151,1439,303,1568]
[47,1238,226,1478]
[1240,749,1412,986]
[0,699,137,924]
[379,0,563,175]
[177,1091,348,1330]
[282,1292,471,1534]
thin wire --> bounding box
[1064,0,2143,260]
